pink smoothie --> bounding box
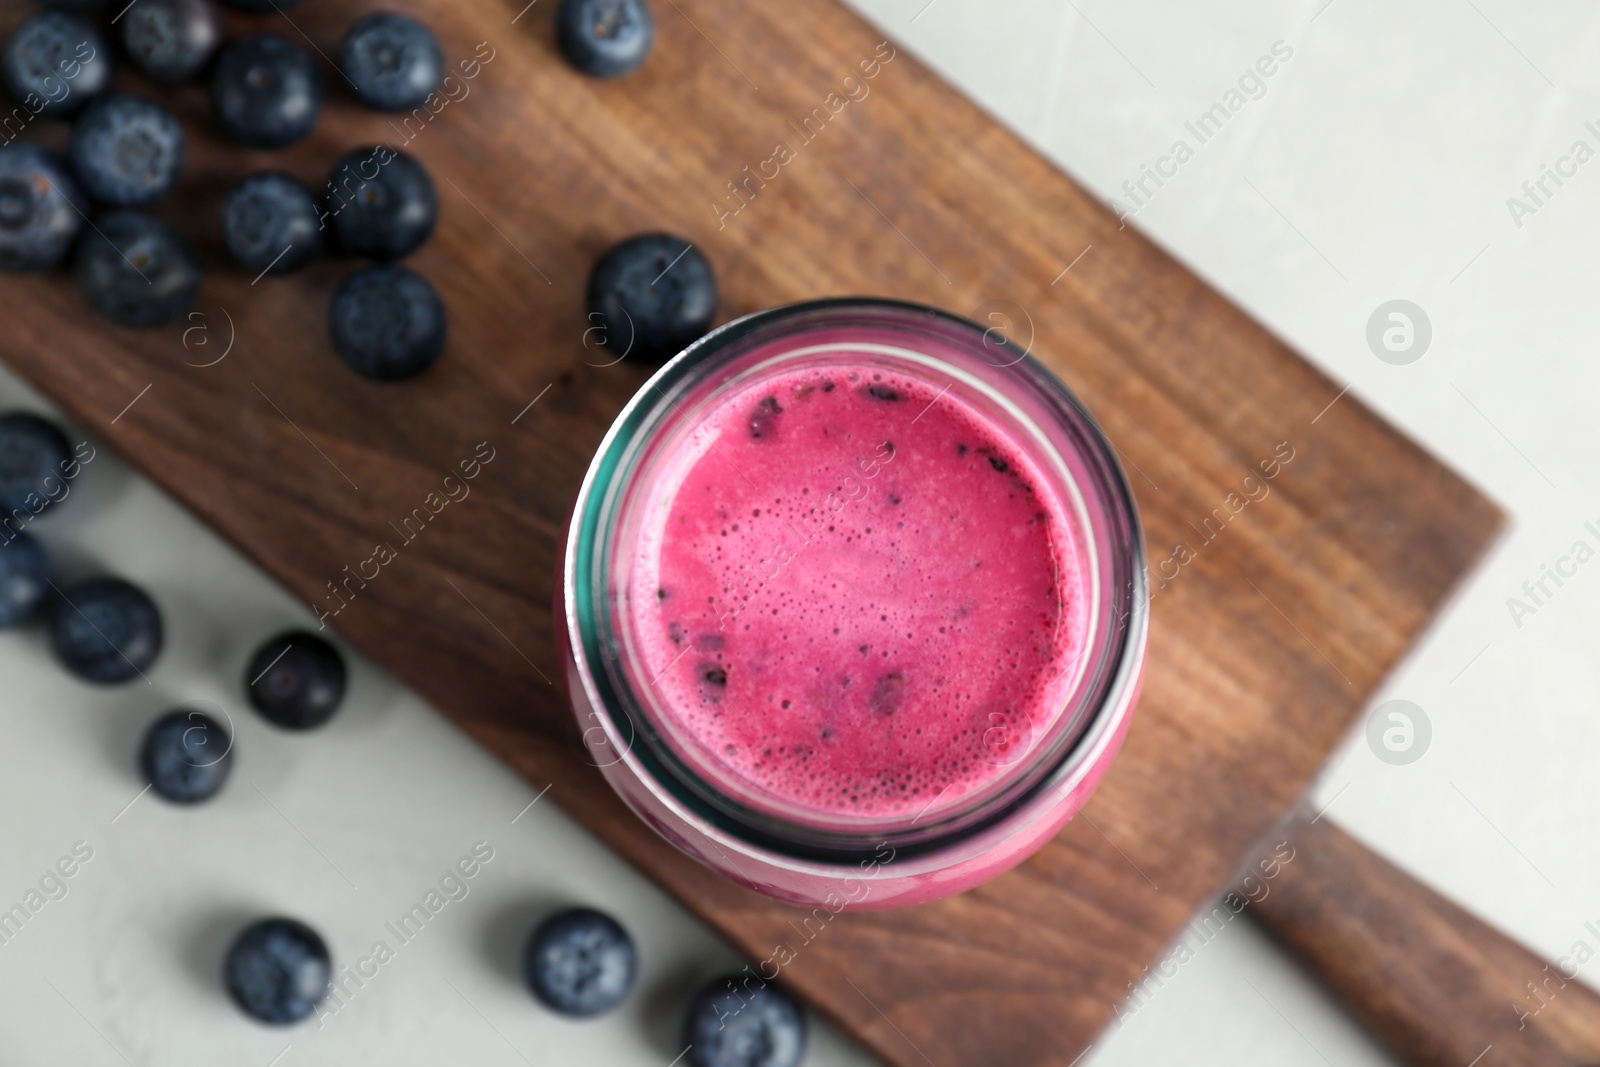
[629,362,1091,823]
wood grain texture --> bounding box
[1252,812,1600,1066]
[0,1,1503,1064]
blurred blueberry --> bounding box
[341,12,442,112]
[222,172,321,275]
[224,917,331,1025]
[328,265,445,381]
[0,411,71,514]
[1,11,112,119]
[324,145,435,260]
[221,0,306,9]
[142,708,233,803]
[69,94,185,206]
[556,0,654,78]
[0,145,84,271]
[0,531,52,628]
[73,211,201,327]
[587,233,715,363]
[51,577,163,684]
[685,977,806,1067]
[122,0,225,83]
[210,35,323,148]
[246,630,347,729]
[523,907,638,1017]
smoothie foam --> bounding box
[629,355,1091,823]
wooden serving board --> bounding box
[0,0,1503,1063]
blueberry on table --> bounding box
[122,0,225,83]
[224,917,331,1025]
[523,907,638,1017]
[328,265,446,381]
[0,532,53,629]
[222,172,321,275]
[556,0,654,78]
[324,146,436,260]
[51,577,163,684]
[0,144,83,272]
[221,0,306,9]
[587,233,716,363]
[73,211,201,327]
[684,977,806,1067]
[141,708,233,803]
[340,12,442,112]
[69,95,185,207]
[246,630,347,729]
[210,35,323,149]
[0,411,71,514]
[1,11,112,119]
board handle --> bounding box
[1249,811,1600,1066]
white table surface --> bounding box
[4,1,1598,1064]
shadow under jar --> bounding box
[559,299,1147,908]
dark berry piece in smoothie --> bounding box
[341,12,442,112]
[586,233,716,363]
[0,531,52,628]
[327,264,447,381]
[51,577,163,683]
[222,172,321,275]
[863,384,900,402]
[747,396,782,439]
[223,917,331,1025]
[0,411,71,513]
[141,708,233,803]
[556,0,655,79]
[210,35,323,148]
[73,211,201,327]
[523,907,638,1017]
[2,11,112,119]
[684,977,806,1067]
[246,630,347,729]
[0,145,84,271]
[122,0,225,83]
[69,94,185,207]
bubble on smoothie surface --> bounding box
[629,362,1089,817]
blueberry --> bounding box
[340,12,442,112]
[328,265,446,381]
[222,172,321,275]
[523,908,638,1017]
[122,0,225,83]
[324,146,435,260]
[223,917,331,1025]
[556,0,654,78]
[69,95,185,207]
[246,631,347,729]
[51,577,163,684]
[587,233,716,363]
[0,531,52,628]
[0,145,84,271]
[684,977,806,1067]
[73,211,201,327]
[141,708,233,803]
[210,35,323,148]
[1,11,112,120]
[220,0,306,9]
[0,411,71,514]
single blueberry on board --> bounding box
[222,172,322,275]
[51,577,163,684]
[556,0,654,78]
[324,145,436,260]
[210,35,323,149]
[122,0,226,83]
[586,233,715,363]
[0,411,72,514]
[73,211,201,327]
[523,907,638,1017]
[340,12,442,112]
[684,977,807,1067]
[141,708,233,803]
[69,94,186,206]
[327,264,446,381]
[0,144,84,271]
[246,631,347,729]
[220,0,307,10]
[0,531,53,629]
[1,11,112,119]
[223,917,331,1025]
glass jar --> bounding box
[558,298,1147,909]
